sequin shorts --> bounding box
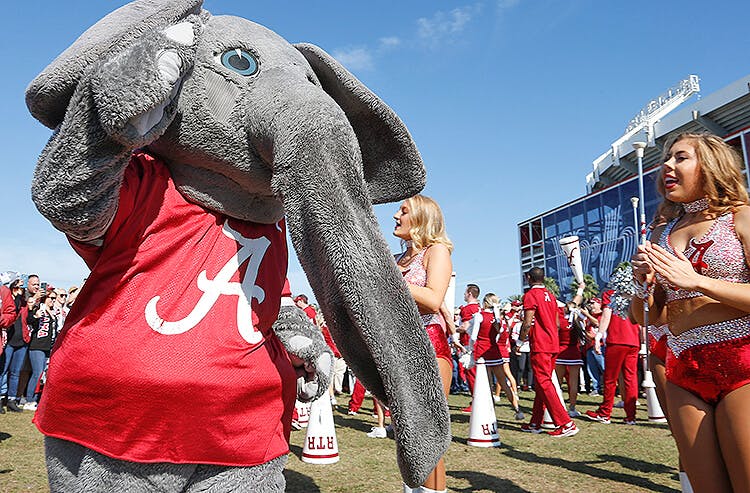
[648,325,668,362]
[426,324,452,363]
[666,315,750,405]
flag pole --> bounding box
[632,142,650,369]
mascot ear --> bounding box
[294,43,426,204]
[26,0,204,130]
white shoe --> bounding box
[330,396,337,406]
[366,426,387,438]
[514,410,525,421]
[492,395,500,403]
[568,408,581,418]
[23,401,38,411]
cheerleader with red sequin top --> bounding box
[392,194,457,493]
[632,133,750,493]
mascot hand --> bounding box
[272,306,333,402]
[90,15,203,147]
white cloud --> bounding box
[378,36,401,49]
[331,47,374,71]
[417,4,482,46]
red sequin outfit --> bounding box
[647,325,668,362]
[658,213,750,404]
[399,247,452,363]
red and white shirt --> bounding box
[459,302,480,346]
[601,290,640,347]
[35,152,296,466]
[522,286,560,353]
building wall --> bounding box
[519,128,750,300]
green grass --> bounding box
[1,392,680,492]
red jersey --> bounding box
[459,302,480,346]
[601,290,640,347]
[472,310,499,357]
[522,286,560,353]
[303,305,317,321]
[34,152,296,466]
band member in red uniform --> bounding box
[632,132,750,492]
[585,282,640,425]
[519,267,579,437]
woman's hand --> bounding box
[646,242,702,290]
[631,242,656,285]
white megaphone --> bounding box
[559,236,584,284]
[467,361,501,447]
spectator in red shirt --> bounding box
[585,286,640,425]
[457,284,480,412]
[294,294,317,321]
[519,267,579,437]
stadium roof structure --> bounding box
[586,73,750,193]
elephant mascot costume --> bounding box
[25,1,450,491]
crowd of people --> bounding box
[4,131,750,492]
[0,273,80,414]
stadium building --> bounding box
[518,74,750,297]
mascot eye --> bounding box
[221,49,259,76]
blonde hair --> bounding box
[404,194,454,253]
[655,132,749,224]
[482,293,500,309]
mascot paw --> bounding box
[272,306,333,402]
[90,15,203,146]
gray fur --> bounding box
[272,306,334,402]
[28,0,448,487]
[46,437,286,493]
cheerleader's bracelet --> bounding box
[634,282,655,299]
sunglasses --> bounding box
[48,296,57,300]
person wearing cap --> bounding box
[1,276,29,413]
[0,274,19,342]
[294,294,317,322]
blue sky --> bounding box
[2,0,749,305]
